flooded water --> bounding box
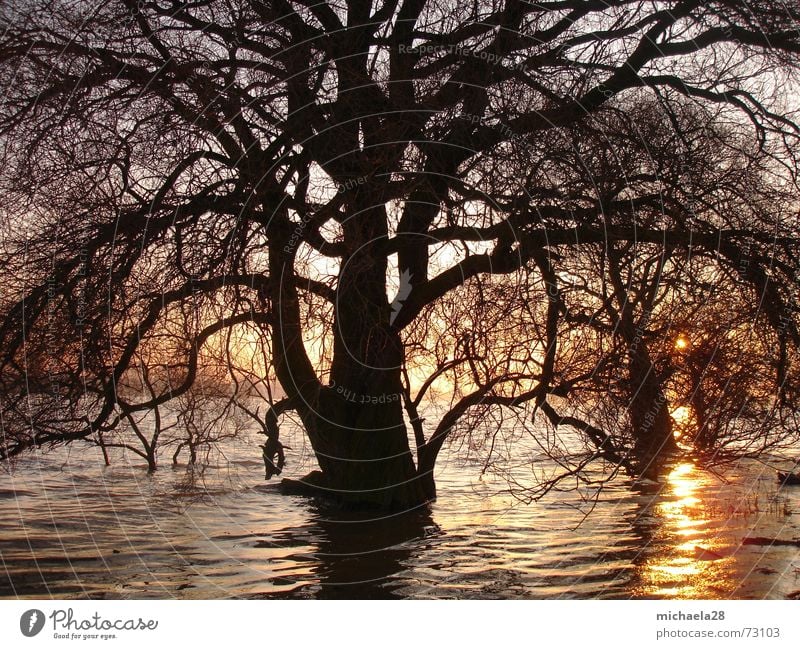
[2,427,800,600]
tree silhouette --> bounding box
[1,1,799,509]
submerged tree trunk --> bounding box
[627,345,677,476]
[271,204,432,510]
[302,389,431,510]
[605,244,678,476]
[320,204,429,508]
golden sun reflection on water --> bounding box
[638,462,736,599]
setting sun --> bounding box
[671,406,691,425]
[675,336,690,350]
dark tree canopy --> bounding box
[2,0,800,509]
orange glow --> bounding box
[635,462,735,598]
[675,336,690,350]
[671,406,691,425]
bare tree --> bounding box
[94,361,177,472]
[2,1,800,509]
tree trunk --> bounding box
[272,203,432,510]
[97,432,110,466]
[605,246,677,476]
[304,389,430,510]
[690,387,714,450]
[324,204,429,509]
[627,346,677,475]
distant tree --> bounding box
[1,1,800,509]
[521,101,800,474]
[94,361,177,472]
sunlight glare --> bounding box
[635,462,734,598]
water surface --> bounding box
[2,432,799,599]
